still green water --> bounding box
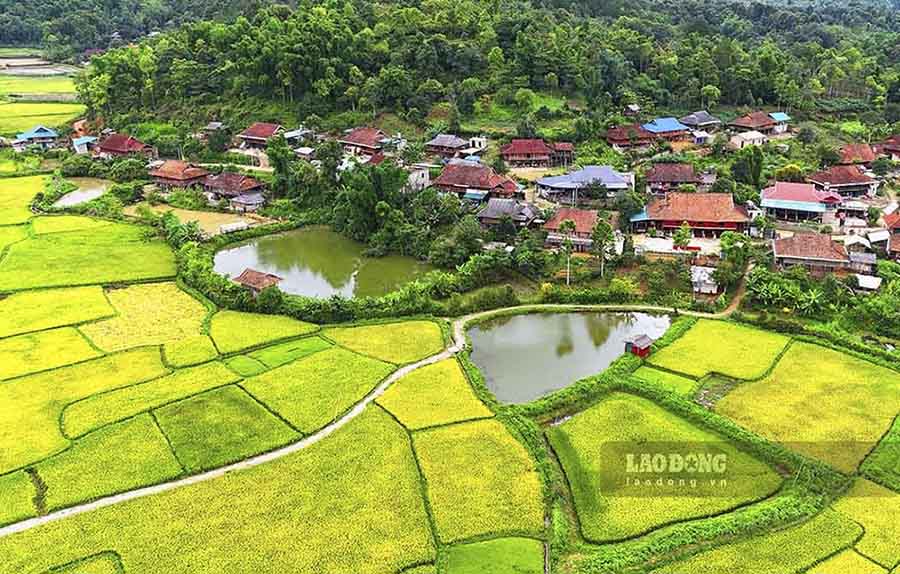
[53,178,111,207]
[468,312,671,403]
[213,227,435,299]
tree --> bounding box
[558,218,577,286]
[774,164,805,182]
[591,219,615,277]
[700,84,721,108]
[514,88,535,113]
[673,221,692,248]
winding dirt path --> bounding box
[0,287,749,539]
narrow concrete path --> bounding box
[0,291,748,538]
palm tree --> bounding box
[559,218,577,286]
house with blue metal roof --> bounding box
[641,117,690,141]
[13,125,59,151]
[537,165,634,203]
[72,136,98,155]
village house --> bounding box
[885,213,900,260]
[624,103,642,117]
[149,160,210,190]
[645,163,700,195]
[641,117,689,142]
[630,192,749,237]
[406,164,432,192]
[13,125,59,151]
[542,207,599,252]
[875,135,900,161]
[476,198,540,228]
[807,165,879,198]
[606,124,655,150]
[772,233,850,275]
[432,160,517,201]
[537,165,634,204]
[839,143,877,166]
[237,122,283,149]
[233,268,282,297]
[730,130,767,149]
[728,111,790,135]
[679,111,722,131]
[625,334,654,358]
[339,127,387,156]
[203,172,266,212]
[283,127,313,148]
[691,265,719,295]
[500,139,574,168]
[72,136,98,155]
[425,134,470,158]
[760,181,842,223]
[96,133,154,158]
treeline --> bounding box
[70,0,900,128]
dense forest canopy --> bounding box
[63,0,900,129]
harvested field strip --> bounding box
[224,355,267,377]
[0,327,101,380]
[324,320,444,364]
[209,310,318,354]
[0,285,113,338]
[61,362,241,439]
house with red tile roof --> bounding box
[839,143,877,165]
[874,135,900,161]
[807,165,878,198]
[149,160,209,189]
[233,269,282,296]
[543,207,599,252]
[760,182,842,222]
[728,111,790,135]
[238,122,283,149]
[630,192,749,237]
[773,233,850,275]
[606,124,655,149]
[500,139,574,167]
[339,127,387,156]
[432,161,517,200]
[645,163,700,195]
[885,213,900,260]
[96,133,154,158]
[204,172,265,198]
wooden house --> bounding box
[238,122,283,149]
[625,335,654,358]
[233,268,282,296]
[542,207,598,252]
[149,160,209,189]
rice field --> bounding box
[208,310,318,353]
[31,215,112,235]
[832,479,900,568]
[444,537,544,574]
[0,286,113,338]
[0,174,45,225]
[632,366,699,396]
[547,392,782,542]
[0,327,101,380]
[0,74,76,97]
[716,342,900,473]
[0,102,84,136]
[324,320,445,364]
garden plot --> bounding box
[0,327,100,380]
[716,342,900,473]
[0,286,113,338]
[0,174,44,225]
[0,408,436,574]
[412,419,544,543]
[378,359,492,430]
[242,347,394,433]
[648,320,789,379]
[0,222,175,291]
[209,310,318,353]
[651,509,861,574]
[832,479,900,568]
[547,393,781,542]
[154,386,299,472]
[0,348,169,474]
[324,320,444,364]
[444,537,544,574]
[80,282,208,352]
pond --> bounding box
[213,227,436,299]
[467,312,672,404]
[53,178,111,207]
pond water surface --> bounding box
[53,178,111,207]
[213,227,436,299]
[468,312,671,403]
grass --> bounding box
[632,366,699,396]
[0,75,76,96]
[832,479,900,568]
[162,335,218,367]
[808,550,887,574]
[80,282,207,352]
[0,102,85,136]
[0,347,168,475]
[0,327,101,380]
[547,393,782,543]
[444,538,544,574]
[0,408,436,574]
[377,359,493,430]
[0,222,176,291]
[651,509,861,574]
[0,286,113,338]
[324,320,444,364]
[247,336,333,369]
[412,419,544,543]
[62,362,240,439]
[0,175,44,225]
[209,310,318,354]
[716,342,900,473]
[648,320,789,379]
[224,355,267,377]
[243,347,394,433]
[35,414,182,511]
[155,386,299,472]
[31,215,111,235]
[0,471,35,527]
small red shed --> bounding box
[625,334,654,358]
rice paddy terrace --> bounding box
[0,174,899,573]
